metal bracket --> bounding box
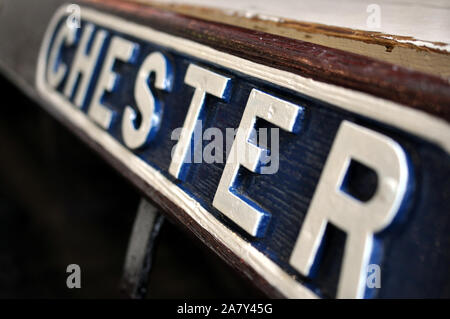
[120,198,164,299]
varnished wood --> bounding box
[132,0,450,79]
[83,0,450,122]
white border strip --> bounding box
[36,4,450,298]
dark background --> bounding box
[0,74,263,298]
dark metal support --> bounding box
[121,198,164,299]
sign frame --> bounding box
[36,3,450,298]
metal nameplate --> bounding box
[36,5,450,298]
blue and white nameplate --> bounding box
[36,5,450,299]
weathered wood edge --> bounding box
[131,1,450,80]
[83,0,450,122]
